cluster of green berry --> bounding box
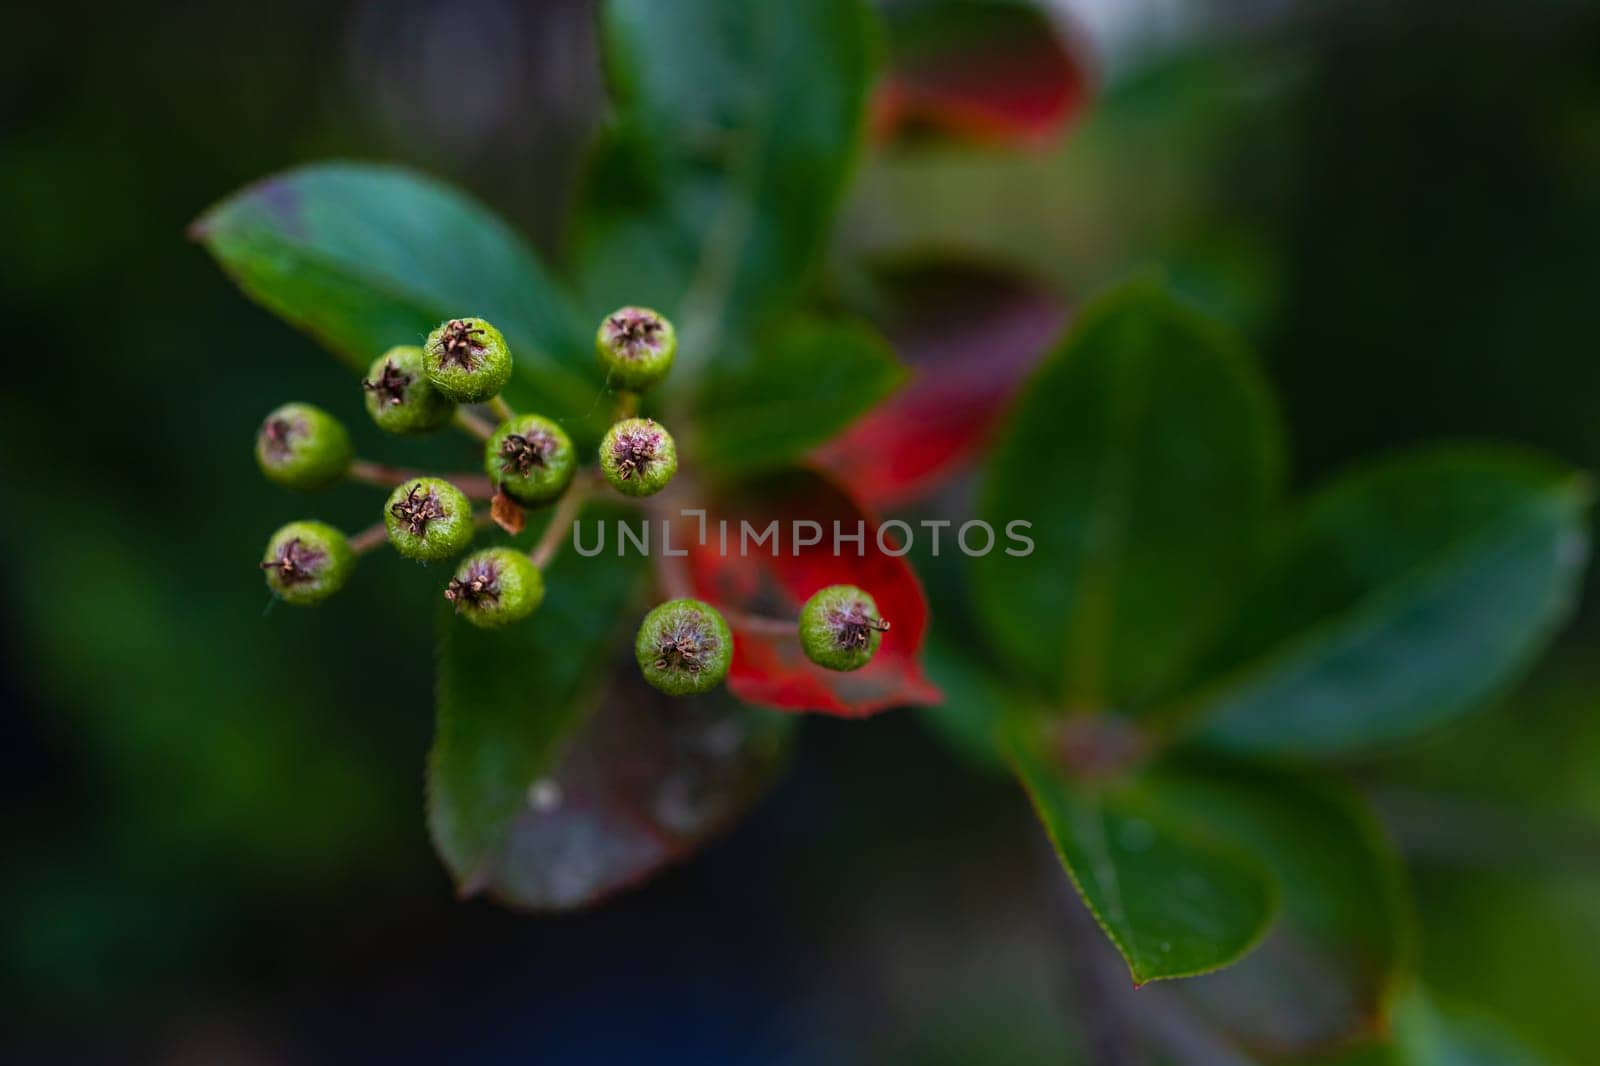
[635,584,891,695]
[254,307,889,695]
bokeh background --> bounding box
[4,0,1599,1061]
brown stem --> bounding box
[652,549,694,601]
[348,460,495,501]
[720,609,798,636]
[642,490,696,599]
[453,407,496,442]
[348,522,388,555]
[529,480,589,570]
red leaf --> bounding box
[675,470,941,717]
[871,0,1094,148]
[812,261,1068,508]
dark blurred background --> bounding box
[3,0,1599,1062]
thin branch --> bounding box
[641,488,698,600]
[348,460,495,501]
[488,395,515,423]
[348,522,388,556]
[613,390,640,420]
[529,481,589,570]
[453,407,496,442]
[719,609,797,636]
[652,548,694,601]
[347,459,420,488]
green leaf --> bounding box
[1186,446,1591,757]
[572,0,878,368]
[974,278,1283,711]
[910,537,1043,772]
[694,318,906,476]
[1387,991,1556,1066]
[920,632,1037,772]
[1324,990,1556,1066]
[1147,767,1412,1057]
[428,504,646,903]
[192,163,602,429]
[1012,743,1278,984]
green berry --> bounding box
[799,585,890,672]
[255,403,352,490]
[259,521,354,605]
[423,317,512,402]
[596,306,676,390]
[444,548,544,628]
[383,477,475,561]
[635,598,733,696]
[363,345,455,434]
[599,418,678,497]
[485,415,576,507]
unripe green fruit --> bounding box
[444,548,544,628]
[600,418,678,497]
[596,306,676,390]
[799,585,890,672]
[363,345,455,435]
[383,477,475,561]
[260,520,354,605]
[423,317,513,402]
[485,414,576,506]
[255,402,352,490]
[635,598,733,695]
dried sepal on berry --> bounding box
[635,598,733,696]
[599,417,678,497]
[485,414,576,507]
[255,402,352,490]
[259,520,354,605]
[596,306,676,391]
[383,477,475,561]
[798,585,890,672]
[363,345,455,435]
[444,548,544,628]
[423,316,512,403]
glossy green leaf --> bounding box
[694,318,906,476]
[1012,743,1278,984]
[974,279,1283,711]
[192,163,602,428]
[1187,447,1591,757]
[429,504,646,904]
[1147,768,1411,1057]
[572,0,878,369]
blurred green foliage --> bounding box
[5,0,1600,1061]
[0,0,603,1040]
